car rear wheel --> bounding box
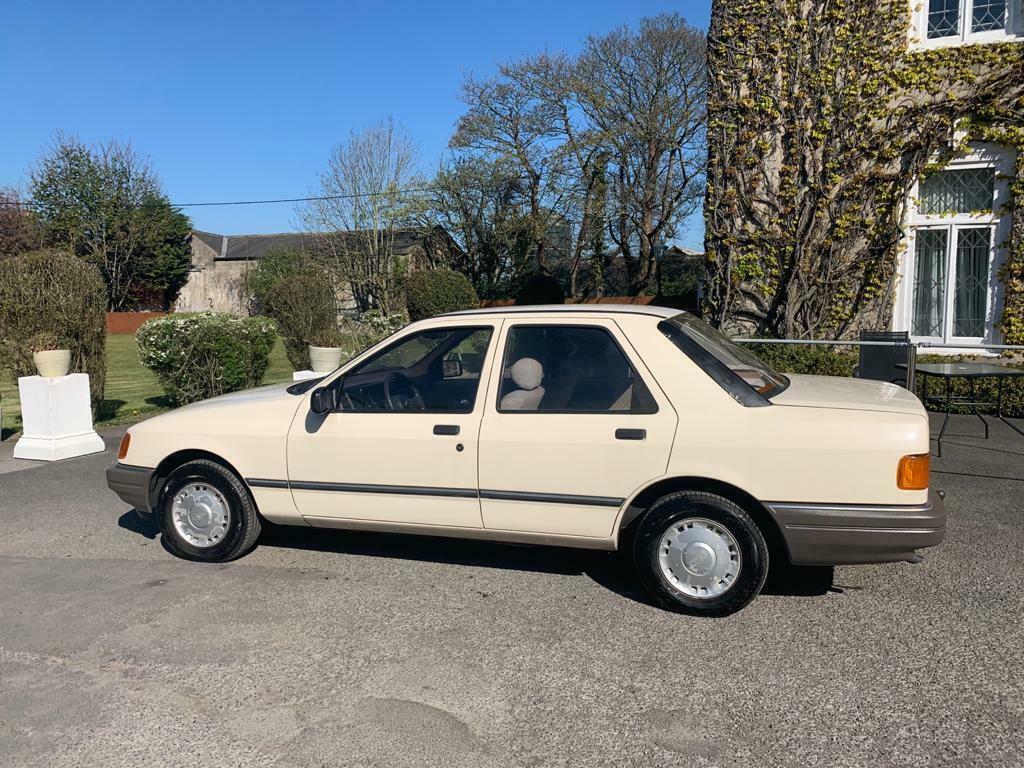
[633,490,769,617]
[158,459,262,562]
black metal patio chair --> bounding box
[856,330,913,388]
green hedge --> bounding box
[137,313,277,405]
[746,343,856,377]
[0,249,108,412]
[404,269,479,321]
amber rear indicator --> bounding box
[897,454,929,490]
[117,433,131,461]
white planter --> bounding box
[33,349,72,378]
[308,345,343,373]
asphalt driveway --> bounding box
[1,415,1022,768]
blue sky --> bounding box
[0,0,711,250]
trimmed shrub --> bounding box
[0,249,107,411]
[244,247,321,314]
[404,269,479,321]
[515,272,565,306]
[137,313,277,405]
[263,275,337,369]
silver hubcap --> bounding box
[658,517,742,599]
[172,483,230,548]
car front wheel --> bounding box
[158,459,262,562]
[633,490,769,617]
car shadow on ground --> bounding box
[118,509,834,606]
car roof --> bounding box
[437,304,683,320]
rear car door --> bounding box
[477,318,677,539]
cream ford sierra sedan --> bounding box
[107,305,945,616]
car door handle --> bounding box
[433,424,460,436]
[615,428,646,441]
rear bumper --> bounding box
[765,488,946,566]
[106,463,155,513]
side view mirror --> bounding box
[310,386,338,415]
[442,360,463,379]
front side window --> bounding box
[337,326,492,412]
[922,0,1014,43]
[659,314,788,404]
[498,325,657,413]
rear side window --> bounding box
[498,325,657,414]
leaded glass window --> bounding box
[953,227,991,337]
[972,0,1008,32]
[928,0,962,38]
[918,168,995,215]
[912,230,948,337]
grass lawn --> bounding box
[1,335,294,440]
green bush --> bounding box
[337,310,407,360]
[515,272,565,306]
[244,247,321,314]
[0,249,107,411]
[137,313,277,405]
[404,269,479,321]
[747,343,857,377]
[263,275,337,369]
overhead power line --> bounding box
[0,186,440,210]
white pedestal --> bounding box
[13,374,105,461]
[292,370,322,382]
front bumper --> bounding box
[765,488,946,566]
[106,463,155,513]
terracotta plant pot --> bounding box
[308,345,343,373]
[33,349,72,378]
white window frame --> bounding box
[894,144,1016,352]
[911,0,1021,49]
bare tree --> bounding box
[451,69,567,273]
[299,117,422,316]
[575,13,707,294]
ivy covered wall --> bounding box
[704,0,1024,340]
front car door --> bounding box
[477,318,677,540]
[286,321,499,529]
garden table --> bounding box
[907,362,1024,457]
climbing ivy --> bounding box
[704,0,1024,341]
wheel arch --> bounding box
[148,449,250,513]
[616,476,791,563]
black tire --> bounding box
[632,491,769,617]
[158,459,262,562]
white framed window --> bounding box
[912,0,1021,47]
[894,144,1016,349]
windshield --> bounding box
[659,314,789,400]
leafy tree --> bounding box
[29,135,192,310]
[0,188,42,258]
[427,156,534,298]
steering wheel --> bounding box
[385,372,426,411]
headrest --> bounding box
[510,357,543,390]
